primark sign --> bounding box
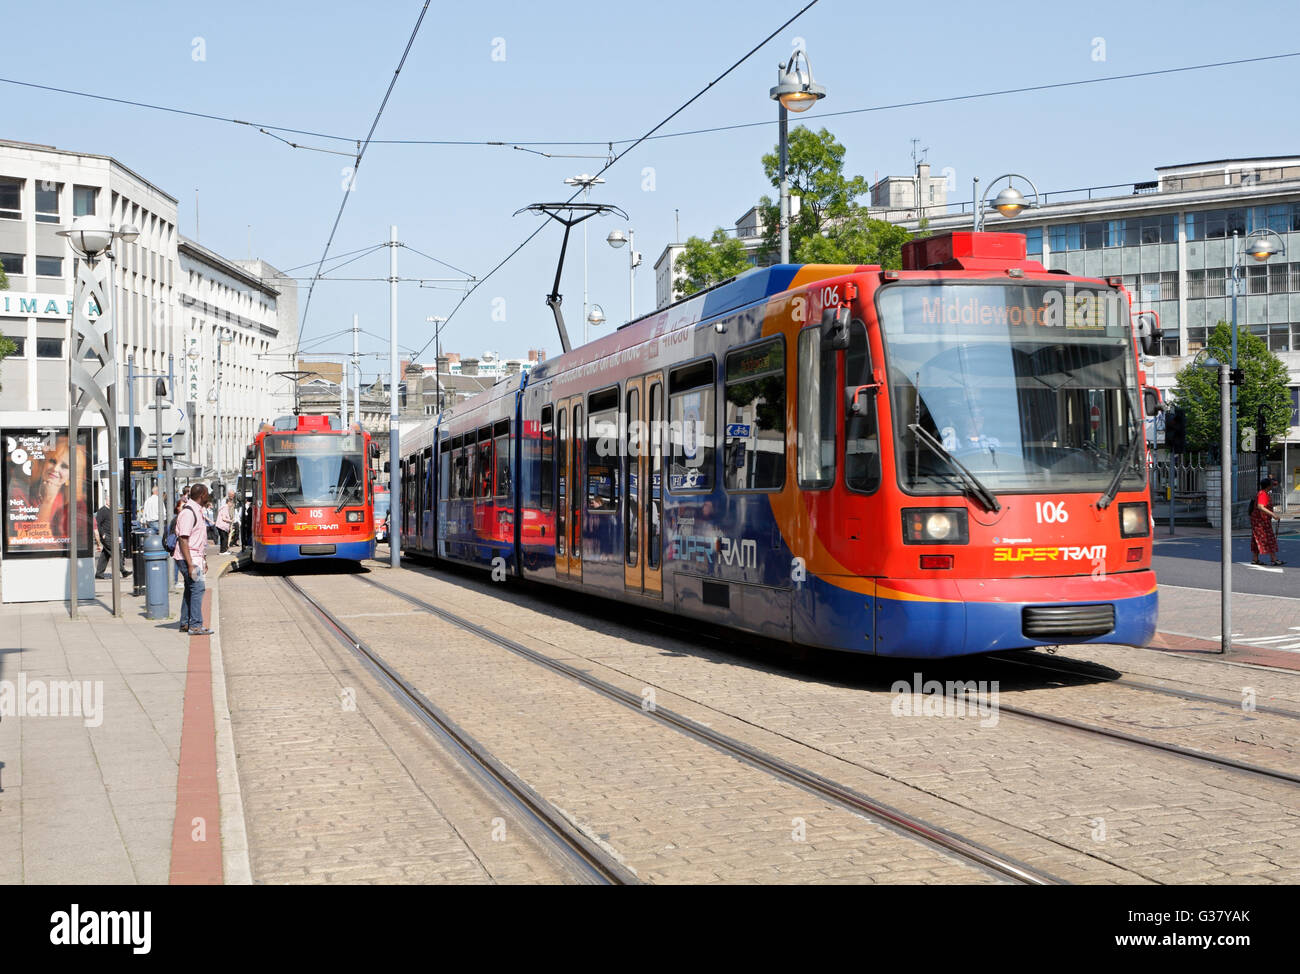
[0,291,100,319]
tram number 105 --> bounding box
[1035,501,1069,524]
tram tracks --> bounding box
[278,574,638,886]
[316,572,1061,885]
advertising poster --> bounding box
[2,429,94,558]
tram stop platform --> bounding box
[0,548,248,884]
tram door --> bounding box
[555,395,583,581]
[623,373,664,598]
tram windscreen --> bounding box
[263,434,366,507]
[877,283,1145,496]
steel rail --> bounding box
[990,651,1300,722]
[350,573,1062,886]
[279,574,638,886]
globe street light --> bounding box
[972,174,1040,232]
[587,304,606,331]
[1229,227,1287,517]
[769,49,826,264]
[606,228,641,324]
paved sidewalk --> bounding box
[1153,525,1300,670]
[0,547,239,884]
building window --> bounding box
[1204,267,1228,298]
[1269,263,1289,294]
[1247,264,1268,295]
[35,256,62,277]
[1187,269,1205,299]
[0,253,24,275]
[1105,220,1125,247]
[1290,262,1300,293]
[1023,227,1042,255]
[36,338,63,358]
[35,182,60,224]
[1083,221,1104,250]
[73,185,97,217]
[3,335,25,356]
[1160,270,1178,300]
[0,178,20,219]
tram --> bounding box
[243,414,377,565]
[398,230,1159,658]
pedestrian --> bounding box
[174,483,213,635]
[204,497,217,543]
[94,497,131,579]
[167,498,186,589]
[141,485,160,534]
[1250,476,1286,567]
[215,489,234,553]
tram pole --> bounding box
[1219,363,1231,656]
[389,224,400,569]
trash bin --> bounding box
[132,530,148,596]
[143,533,171,620]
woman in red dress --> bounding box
[1250,476,1285,566]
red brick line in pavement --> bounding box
[169,582,224,885]
[1149,631,1300,671]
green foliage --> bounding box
[0,263,8,290]
[758,126,909,267]
[1171,321,1292,452]
[673,228,752,297]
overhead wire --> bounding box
[295,0,432,353]
[407,0,823,363]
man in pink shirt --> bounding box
[174,483,212,635]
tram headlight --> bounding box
[346,510,364,523]
[902,508,969,545]
[267,512,287,525]
[1119,502,1150,538]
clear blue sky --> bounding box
[4,0,1297,379]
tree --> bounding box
[1171,321,1292,453]
[673,228,752,297]
[758,126,908,268]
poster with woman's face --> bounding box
[2,429,93,557]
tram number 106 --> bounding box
[1035,501,1069,524]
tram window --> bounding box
[724,338,785,491]
[668,360,716,493]
[556,408,567,557]
[540,405,554,512]
[844,321,881,493]
[625,387,639,567]
[476,427,493,499]
[797,328,837,488]
[648,382,663,570]
[587,388,620,512]
[495,432,510,498]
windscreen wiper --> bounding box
[908,424,1002,513]
[270,487,297,514]
[1096,430,1142,510]
[335,482,358,513]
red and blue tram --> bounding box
[398,231,1158,658]
[245,414,376,565]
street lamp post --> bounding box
[605,229,641,323]
[972,174,1040,232]
[564,174,605,341]
[1228,228,1287,519]
[58,216,139,618]
[426,316,447,415]
[769,50,826,264]
[1194,350,1233,655]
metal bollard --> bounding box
[132,530,148,596]
[143,533,171,620]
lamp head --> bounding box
[58,216,113,258]
[770,50,826,113]
[1193,348,1223,371]
[606,229,628,249]
[587,304,606,327]
[1247,236,1280,262]
[117,223,140,244]
[992,186,1029,218]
